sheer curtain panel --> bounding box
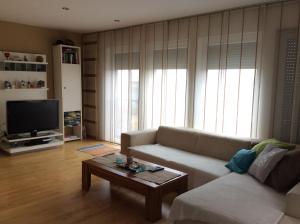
[90,0,300,144]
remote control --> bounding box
[149,166,164,172]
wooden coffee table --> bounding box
[82,156,188,222]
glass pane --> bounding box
[15,63,26,71]
[26,64,36,71]
[37,64,46,72]
[0,62,4,71]
[5,62,15,71]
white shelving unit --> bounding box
[0,51,64,154]
[0,51,49,129]
[53,45,82,142]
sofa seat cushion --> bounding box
[128,144,230,188]
[170,173,286,224]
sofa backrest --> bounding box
[194,133,252,161]
[157,126,252,161]
[157,126,199,153]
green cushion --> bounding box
[252,139,295,155]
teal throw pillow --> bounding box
[225,149,256,174]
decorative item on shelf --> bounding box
[54,39,75,46]
[4,52,10,60]
[37,80,45,88]
[64,39,74,46]
[11,81,16,89]
[24,56,28,61]
[20,80,27,89]
[4,81,12,89]
[11,55,22,61]
[36,56,44,63]
[27,81,35,89]
[54,40,64,45]
[14,80,18,89]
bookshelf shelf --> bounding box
[0,88,49,91]
[0,52,48,72]
[3,60,48,65]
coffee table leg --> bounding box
[82,162,91,192]
[176,176,188,195]
[145,191,162,222]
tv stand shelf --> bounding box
[4,131,63,143]
[0,131,63,154]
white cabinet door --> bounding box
[61,64,82,112]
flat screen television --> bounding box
[6,100,59,136]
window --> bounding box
[113,69,139,142]
[194,42,257,138]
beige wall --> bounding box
[0,21,81,98]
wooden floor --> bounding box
[0,140,172,224]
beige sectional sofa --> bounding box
[121,126,252,188]
[121,126,300,224]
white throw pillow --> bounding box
[248,144,287,183]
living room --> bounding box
[0,0,300,223]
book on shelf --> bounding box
[64,111,81,126]
[62,48,79,64]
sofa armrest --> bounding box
[121,129,157,155]
[285,182,300,219]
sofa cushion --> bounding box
[156,126,199,154]
[278,215,300,224]
[248,144,288,183]
[170,173,286,224]
[266,149,300,193]
[285,182,300,219]
[194,132,252,161]
[129,144,230,188]
[252,138,295,155]
[225,149,256,174]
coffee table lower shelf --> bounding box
[82,158,188,222]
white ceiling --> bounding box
[0,0,278,33]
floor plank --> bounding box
[0,140,171,224]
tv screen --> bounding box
[6,100,59,135]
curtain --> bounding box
[98,22,191,143]
[94,0,300,144]
[193,9,259,138]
